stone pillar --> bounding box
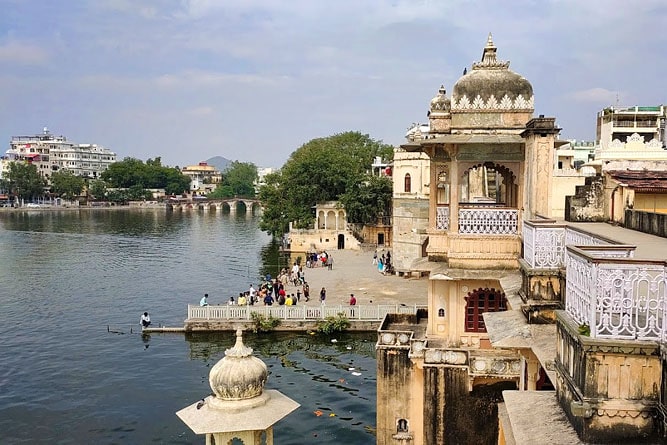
[521,117,560,219]
[449,147,459,234]
[525,356,540,391]
[229,201,237,214]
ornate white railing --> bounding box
[522,221,631,269]
[436,206,449,230]
[523,220,567,268]
[187,304,425,321]
[458,208,518,235]
[565,246,667,341]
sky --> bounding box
[1,0,666,169]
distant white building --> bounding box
[1,127,116,181]
[255,167,275,192]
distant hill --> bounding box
[206,156,232,172]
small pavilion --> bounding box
[177,329,300,444]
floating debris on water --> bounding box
[351,372,362,376]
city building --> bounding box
[378,36,667,445]
[181,162,222,195]
[596,105,666,152]
[1,127,116,181]
[377,34,560,443]
[391,144,430,274]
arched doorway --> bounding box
[337,234,345,249]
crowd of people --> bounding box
[373,249,393,275]
[192,249,391,309]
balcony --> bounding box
[564,246,667,341]
[522,220,631,270]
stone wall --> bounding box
[565,176,605,222]
[555,312,661,443]
[392,197,429,272]
[624,209,667,238]
[376,346,419,445]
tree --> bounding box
[101,157,191,196]
[50,169,85,200]
[258,131,393,236]
[340,174,393,224]
[6,162,46,201]
[208,161,257,199]
[88,180,108,201]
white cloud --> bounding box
[186,106,215,116]
[568,88,621,104]
[0,40,49,65]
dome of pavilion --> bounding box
[452,33,533,112]
[430,85,451,113]
[208,329,268,401]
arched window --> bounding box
[397,418,409,432]
[438,308,445,317]
[404,173,411,193]
[464,288,507,332]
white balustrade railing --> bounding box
[187,304,425,321]
[458,208,518,235]
[522,221,632,269]
[565,246,667,341]
[436,206,449,230]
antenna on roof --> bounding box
[615,93,619,107]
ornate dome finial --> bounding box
[208,329,268,401]
[472,32,509,70]
[226,328,253,358]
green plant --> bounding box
[316,312,351,335]
[251,312,281,333]
[578,323,590,337]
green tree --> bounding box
[258,172,290,236]
[88,180,108,201]
[339,174,393,224]
[50,169,85,200]
[258,131,393,236]
[101,157,190,196]
[208,161,257,199]
[6,162,46,201]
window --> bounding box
[438,308,445,317]
[404,173,411,193]
[397,418,409,433]
[464,288,507,332]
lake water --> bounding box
[0,209,377,444]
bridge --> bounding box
[166,198,261,215]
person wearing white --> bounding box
[140,312,151,328]
[200,294,209,306]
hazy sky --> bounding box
[1,0,665,169]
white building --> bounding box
[1,128,116,181]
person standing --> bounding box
[200,294,209,306]
[372,250,378,265]
[303,282,310,302]
[319,287,326,305]
[349,294,357,306]
[140,312,151,329]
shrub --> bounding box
[317,312,350,335]
[251,312,281,333]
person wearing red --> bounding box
[349,293,357,306]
